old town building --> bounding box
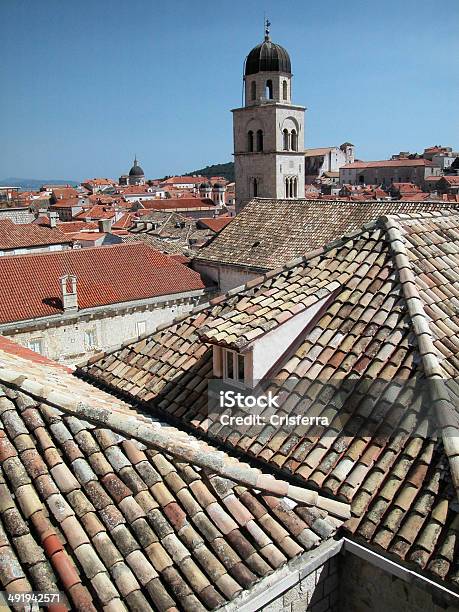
[233,21,305,212]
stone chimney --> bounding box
[98,218,113,233]
[60,274,78,312]
[48,211,59,228]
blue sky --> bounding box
[1,0,458,181]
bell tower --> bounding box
[232,20,306,213]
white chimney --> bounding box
[48,211,59,228]
[98,218,113,233]
[60,274,78,312]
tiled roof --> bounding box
[139,199,216,211]
[51,188,79,200]
[112,213,136,230]
[75,206,116,220]
[194,198,459,270]
[342,159,434,169]
[49,198,82,209]
[304,148,334,157]
[81,211,459,588]
[0,344,348,611]
[0,220,72,250]
[0,243,206,324]
[442,176,459,185]
[83,178,115,186]
[69,232,106,242]
[57,221,99,233]
[161,177,206,185]
[196,217,233,233]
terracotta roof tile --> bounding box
[0,243,205,323]
[81,211,459,589]
[0,340,347,610]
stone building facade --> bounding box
[233,23,305,212]
[0,290,205,366]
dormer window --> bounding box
[223,349,246,385]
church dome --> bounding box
[245,37,291,76]
[129,158,144,177]
[200,182,211,189]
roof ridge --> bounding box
[76,220,383,369]
[0,365,350,519]
[381,214,459,501]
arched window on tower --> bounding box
[253,178,258,197]
[283,80,288,100]
[251,81,256,100]
[256,129,263,152]
[265,80,273,100]
[285,177,290,199]
[283,129,289,151]
[247,130,254,152]
[293,177,298,197]
[291,129,298,151]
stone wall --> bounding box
[0,207,35,224]
[3,298,199,366]
[256,556,339,612]
[192,260,261,293]
[340,553,459,612]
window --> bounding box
[223,349,246,384]
[256,129,263,152]
[252,177,258,197]
[27,338,44,355]
[247,130,254,152]
[84,329,97,349]
[251,81,256,100]
[283,80,288,100]
[283,129,289,151]
[291,129,298,151]
[137,320,147,336]
[266,79,273,99]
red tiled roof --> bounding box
[56,221,99,233]
[82,178,114,186]
[74,205,115,220]
[0,335,71,372]
[111,212,135,230]
[342,159,434,169]
[140,198,215,211]
[0,243,206,324]
[0,220,72,250]
[399,193,432,201]
[391,182,421,192]
[160,176,205,185]
[169,254,190,264]
[116,185,153,195]
[69,232,106,241]
[49,198,82,208]
[197,217,233,232]
[441,175,459,185]
[51,188,78,200]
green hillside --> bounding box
[184,162,234,182]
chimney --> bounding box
[60,274,78,312]
[48,211,59,228]
[98,218,113,233]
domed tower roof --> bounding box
[200,182,211,189]
[245,20,291,76]
[129,157,144,177]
